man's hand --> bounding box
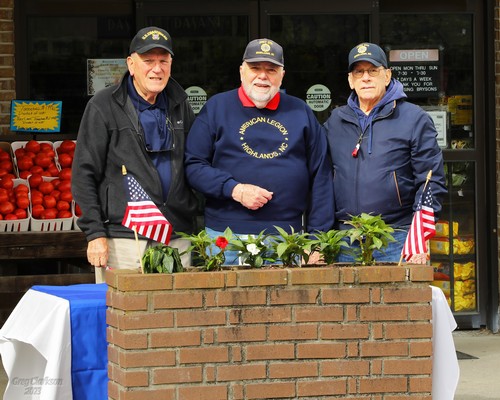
[232,183,273,210]
[87,237,108,268]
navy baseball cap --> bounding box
[129,26,174,56]
[348,42,388,71]
[243,38,284,67]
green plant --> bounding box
[343,213,396,265]
[178,228,232,270]
[142,244,183,274]
[227,229,275,268]
[309,229,349,264]
[268,226,312,267]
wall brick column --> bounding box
[106,266,434,400]
[0,0,14,135]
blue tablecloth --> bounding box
[31,283,108,400]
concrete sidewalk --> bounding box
[453,329,500,400]
[0,329,498,398]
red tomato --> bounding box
[59,191,73,202]
[16,195,30,210]
[0,189,8,203]
[38,181,55,195]
[57,210,72,218]
[0,160,13,172]
[0,177,13,190]
[0,150,10,161]
[0,201,15,216]
[58,153,73,168]
[58,140,76,153]
[41,208,57,219]
[4,213,17,220]
[51,190,61,201]
[47,164,60,177]
[58,168,72,181]
[17,156,34,171]
[56,200,70,211]
[75,203,82,216]
[14,208,27,219]
[57,180,71,192]
[31,193,43,206]
[19,171,31,179]
[42,148,56,159]
[25,140,41,153]
[0,169,8,178]
[43,195,57,209]
[34,154,52,168]
[30,165,44,175]
[31,204,44,218]
[14,148,25,158]
[28,174,43,189]
[39,143,53,152]
[14,184,29,194]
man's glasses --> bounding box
[350,67,385,78]
[144,116,175,153]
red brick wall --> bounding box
[0,0,14,135]
[106,266,434,400]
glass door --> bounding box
[379,3,488,328]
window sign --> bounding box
[389,49,442,98]
[10,100,62,133]
[306,84,331,112]
[87,59,127,96]
[426,109,448,148]
[185,86,208,114]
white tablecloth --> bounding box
[0,289,73,400]
[431,284,460,400]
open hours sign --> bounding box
[389,49,442,98]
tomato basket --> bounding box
[0,178,31,233]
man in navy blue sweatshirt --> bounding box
[185,38,334,264]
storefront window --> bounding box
[27,16,132,134]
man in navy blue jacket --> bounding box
[324,42,447,263]
[185,38,334,264]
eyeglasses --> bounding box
[350,67,385,78]
[144,116,176,153]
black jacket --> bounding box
[72,72,199,241]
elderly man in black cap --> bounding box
[185,38,334,265]
[324,42,447,264]
[72,26,198,282]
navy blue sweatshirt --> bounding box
[185,88,334,234]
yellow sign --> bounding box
[10,100,62,133]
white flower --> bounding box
[246,243,259,256]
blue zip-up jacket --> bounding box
[185,88,334,234]
[324,78,447,229]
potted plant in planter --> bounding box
[142,244,184,273]
[342,212,396,265]
[309,229,349,265]
[267,226,312,268]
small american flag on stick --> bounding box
[401,172,436,262]
[121,166,172,245]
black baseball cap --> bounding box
[129,26,174,56]
[348,42,388,71]
[243,38,284,67]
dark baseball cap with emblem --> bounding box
[348,42,388,71]
[242,38,284,67]
[129,26,174,56]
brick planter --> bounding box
[106,265,433,400]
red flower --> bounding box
[215,236,228,249]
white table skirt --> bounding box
[0,289,73,400]
[431,284,460,400]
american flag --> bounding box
[402,184,436,261]
[121,172,172,245]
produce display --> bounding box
[0,140,78,232]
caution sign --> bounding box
[185,86,207,114]
[389,49,442,98]
[306,84,331,112]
